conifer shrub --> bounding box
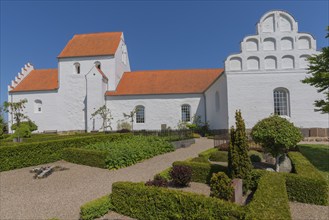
[170,165,192,187]
[210,172,234,201]
[228,110,252,191]
[145,174,169,188]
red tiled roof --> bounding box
[10,69,58,93]
[106,68,224,96]
[58,32,122,58]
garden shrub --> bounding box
[62,148,108,168]
[145,174,169,188]
[111,181,246,220]
[12,123,31,138]
[209,151,228,162]
[11,120,38,132]
[84,136,175,169]
[210,172,234,200]
[170,165,192,187]
[0,133,127,171]
[173,161,227,183]
[251,115,303,170]
[248,150,263,163]
[288,152,324,179]
[80,194,112,220]
[247,172,291,220]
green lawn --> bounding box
[298,144,329,183]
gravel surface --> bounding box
[0,138,214,220]
[289,202,329,220]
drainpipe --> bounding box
[203,93,207,124]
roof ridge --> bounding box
[73,32,122,37]
[125,68,223,73]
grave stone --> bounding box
[231,178,243,204]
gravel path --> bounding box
[0,138,213,220]
[289,202,329,220]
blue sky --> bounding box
[1,0,328,117]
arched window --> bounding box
[135,105,145,123]
[74,63,80,74]
[34,99,42,113]
[181,104,191,122]
[273,88,290,116]
[94,61,101,70]
[215,91,220,112]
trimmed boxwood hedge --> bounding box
[80,194,112,220]
[62,148,108,168]
[286,151,328,205]
[198,148,218,158]
[0,134,128,171]
[173,161,227,183]
[247,172,291,220]
[111,181,246,220]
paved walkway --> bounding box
[0,138,214,220]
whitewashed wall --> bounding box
[8,91,60,133]
[106,94,205,130]
[114,33,131,89]
[225,10,328,129]
[204,74,228,129]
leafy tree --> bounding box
[251,115,303,171]
[12,123,31,138]
[3,99,29,128]
[11,120,38,132]
[302,27,329,113]
[228,110,252,188]
[91,105,113,131]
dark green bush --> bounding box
[111,181,246,220]
[0,134,127,171]
[210,172,234,200]
[170,165,192,187]
[80,194,112,220]
[209,151,228,162]
[247,172,291,220]
[173,161,227,183]
[62,148,108,168]
[248,150,263,163]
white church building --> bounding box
[7,10,328,133]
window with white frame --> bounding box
[135,105,145,123]
[34,99,42,113]
[181,104,191,122]
[94,61,101,70]
[273,88,290,116]
[74,62,80,74]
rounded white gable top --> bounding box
[257,10,298,34]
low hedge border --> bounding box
[198,148,218,158]
[62,148,108,168]
[247,172,291,220]
[0,133,128,171]
[287,151,328,205]
[173,161,227,183]
[80,194,112,220]
[111,181,246,220]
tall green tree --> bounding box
[0,106,5,138]
[3,99,29,128]
[302,27,329,113]
[228,110,252,182]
